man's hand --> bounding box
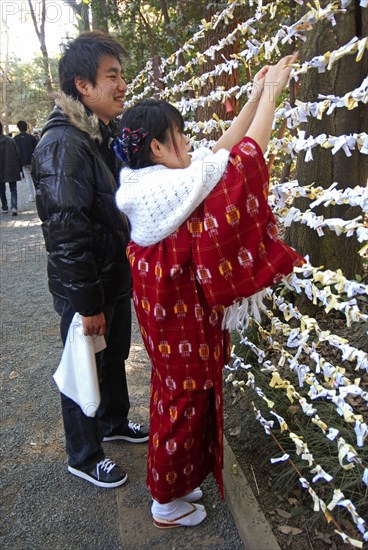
[81,312,106,336]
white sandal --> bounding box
[152,502,207,529]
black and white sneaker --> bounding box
[103,420,149,443]
[68,458,128,488]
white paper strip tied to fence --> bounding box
[226,322,367,546]
[270,181,368,211]
[128,4,366,105]
[267,131,368,161]
[274,76,368,128]
[168,75,367,118]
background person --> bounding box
[31,31,148,489]
[0,122,21,216]
[14,120,38,202]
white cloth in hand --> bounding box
[53,313,106,417]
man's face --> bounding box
[78,55,127,124]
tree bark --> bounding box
[195,2,243,140]
[91,0,109,32]
[285,2,368,278]
[63,0,90,32]
[138,9,163,96]
[160,0,185,66]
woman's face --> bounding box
[157,127,192,169]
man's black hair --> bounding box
[17,121,28,132]
[59,31,127,100]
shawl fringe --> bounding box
[221,290,267,331]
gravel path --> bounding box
[0,182,244,550]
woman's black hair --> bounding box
[120,99,185,169]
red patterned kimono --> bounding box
[127,138,304,503]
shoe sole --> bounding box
[68,466,128,488]
[103,435,149,443]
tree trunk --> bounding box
[27,0,54,112]
[195,2,242,140]
[63,0,90,32]
[138,10,163,96]
[81,3,91,31]
[285,2,368,278]
[91,0,109,32]
[160,0,185,66]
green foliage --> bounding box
[1,54,59,128]
[106,0,214,82]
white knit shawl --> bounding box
[116,147,230,246]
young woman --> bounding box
[115,53,303,528]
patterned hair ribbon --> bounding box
[113,127,148,164]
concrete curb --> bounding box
[223,436,281,550]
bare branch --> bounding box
[27,0,42,42]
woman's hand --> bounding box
[245,52,298,153]
[262,52,299,102]
[212,55,297,154]
[248,65,270,103]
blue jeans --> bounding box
[53,295,132,468]
[0,181,17,210]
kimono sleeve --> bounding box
[190,137,304,310]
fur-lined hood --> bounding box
[43,92,104,143]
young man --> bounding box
[14,120,38,201]
[0,122,21,216]
[31,31,148,489]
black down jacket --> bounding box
[0,134,22,184]
[31,93,131,315]
[14,132,38,166]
